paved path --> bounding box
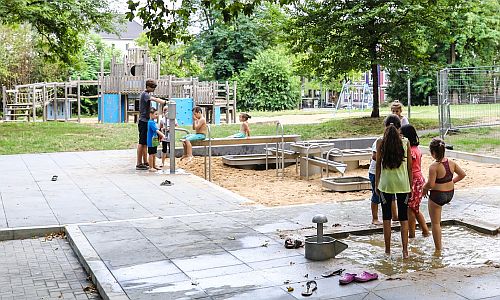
[1,150,499,299]
[0,236,100,300]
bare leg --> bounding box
[161,153,166,167]
[428,200,443,251]
[400,220,409,258]
[383,219,392,255]
[141,145,148,165]
[408,208,416,238]
[148,154,155,172]
[391,200,398,221]
[371,203,381,225]
[137,144,144,166]
[185,140,193,157]
[416,211,431,236]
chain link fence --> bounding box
[437,66,500,156]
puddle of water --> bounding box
[336,226,500,276]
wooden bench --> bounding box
[189,135,301,181]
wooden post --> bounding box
[100,58,104,123]
[233,81,237,123]
[225,81,229,124]
[77,77,81,123]
[32,84,36,122]
[2,86,6,121]
[64,82,68,121]
[54,84,58,121]
[43,84,47,122]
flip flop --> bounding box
[354,271,378,283]
[301,280,317,297]
[321,268,345,278]
[339,273,357,285]
[284,238,304,249]
[51,175,58,181]
[160,180,173,186]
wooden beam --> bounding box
[190,135,300,146]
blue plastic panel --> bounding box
[173,98,194,126]
[98,94,126,123]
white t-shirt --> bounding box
[160,117,178,142]
[368,139,378,174]
[401,116,409,126]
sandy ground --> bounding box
[178,155,500,206]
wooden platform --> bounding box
[190,135,301,146]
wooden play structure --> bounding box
[1,47,237,124]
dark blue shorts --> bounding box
[369,173,381,204]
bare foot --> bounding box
[433,250,442,257]
[180,155,187,161]
[409,234,416,238]
[403,251,409,259]
[371,220,382,225]
[422,231,431,237]
[185,156,194,163]
[148,168,157,172]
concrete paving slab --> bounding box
[212,286,296,300]
[372,282,467,300]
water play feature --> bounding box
[305,214,349,261]
[221,153,297,170]
[321,176,371,192]
[334,226,500,276]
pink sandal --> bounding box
[354,271,378,282]
[339,273,356,285]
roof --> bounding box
[99,19,144,40]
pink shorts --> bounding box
[409,175,425,213]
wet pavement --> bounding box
[1,150,499,299]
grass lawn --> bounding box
[0,103,497,155]
[0,117,440,155]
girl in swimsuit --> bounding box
[400,125,430,238]
[423,138,466,253]
[228,113,251,138]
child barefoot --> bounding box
[228,113,251,138]
[400,125,430,238]
[159,106,178,168]
[423,138,466,253]
[375,114,412,258]
[182,106,207,163]
[391,100,409,126]
[369,121,400,225]
[147,108,165,172]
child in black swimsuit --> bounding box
[423,138,466,253]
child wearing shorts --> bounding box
[147,107,165,172]
[228,113,251,138]
[181,106,207,163]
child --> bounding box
[159,106,178,168]
[147,107,165,172]
[390,100,409,126]
[368,122,400,225]
[181,106,207,163]
[423,138,466,253]
[228,113,251,138]
[400,125,431,238]
[375,114,412,258]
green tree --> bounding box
[1,0,117,63]
[127,0,292,45]
[186,4,287,80]
[286,0,443,117]
[237,47,300,111]
[386,0,500,105]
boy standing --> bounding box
[181,106,207,163]
[136,79,169,170]
[147,108,165,172]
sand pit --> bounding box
[179,155,500,206]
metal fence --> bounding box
[437,66,499,155]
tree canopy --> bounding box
[0,0,117,63]
[286,0,445,117]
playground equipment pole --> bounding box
[407,75,411,119]
[168,101,176,174]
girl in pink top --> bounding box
[401,125,430,238]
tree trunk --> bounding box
[370,63,380,117]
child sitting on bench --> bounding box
[228,113,251,138]
[181,106,207,163]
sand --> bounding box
[178,155,500,206]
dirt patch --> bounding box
[179,155,499,206]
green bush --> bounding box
[237,48,300,111]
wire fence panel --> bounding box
[437,66,500,156]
